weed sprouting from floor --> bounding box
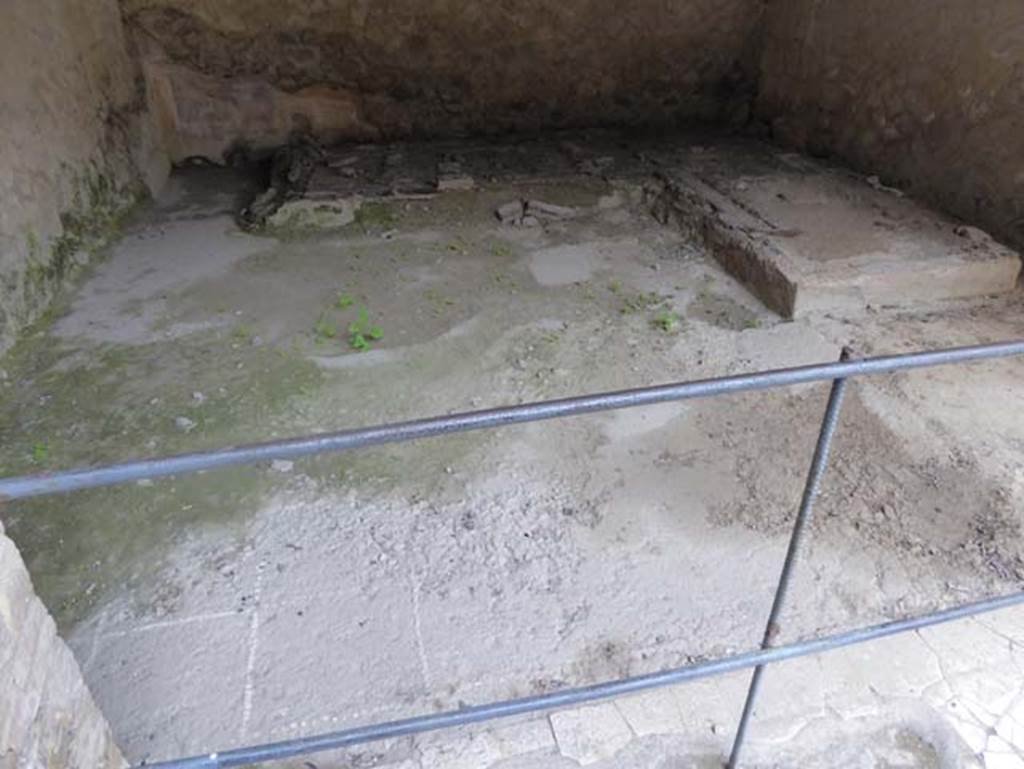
[311,294,384,351]
[651,309,682,333]
[604,278,670,315]
[347,307,384,351]
[232,323,254,343]
[313,313,338,341]
[620,290,667,315]
[31,442,49,464]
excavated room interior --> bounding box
[1,2,1023,769]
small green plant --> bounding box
[232,323,254,342]
[608,279,623,294]
[490,243,511,257]
[620,290,663,315]
[742,317,762,330]
[336,292,355,309]
[348,307,383,351]
[652,309,681,333]
[31,442,49,463]
[313,313,338,342]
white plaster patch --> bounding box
[550,703,633,765]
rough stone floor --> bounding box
[1,135,1023,769]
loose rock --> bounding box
[496,199,579,226]
[496,200,526,224]
[174,416,196,433]
[527,200,579,220]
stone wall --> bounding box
[123,0,767,162]
[757,0,1024,251]
[124,0,1024,252]
[0,521,125,768]
[0,0,168,356]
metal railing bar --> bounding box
[141,590,1024,769]
[2,340,1022,501]
[727,349,850,767]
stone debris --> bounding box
[496,200,526,224]
[436,158,475,191]
[954,224,993,243]
[496,199,579,226]
[271,459,295,473]
[266,198,359,231]
[174,416,196,433]
[866,174,905,197]
[529,200,579,220]
[239,131,326,229]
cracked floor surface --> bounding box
[1,145,1023,768]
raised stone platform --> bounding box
[650,144,1022,317]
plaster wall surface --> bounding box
[0,521,125,769]
[757,0,1024,251]
[123,0,766,161]
[0,0,167,356]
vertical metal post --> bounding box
[726,348,851,769]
